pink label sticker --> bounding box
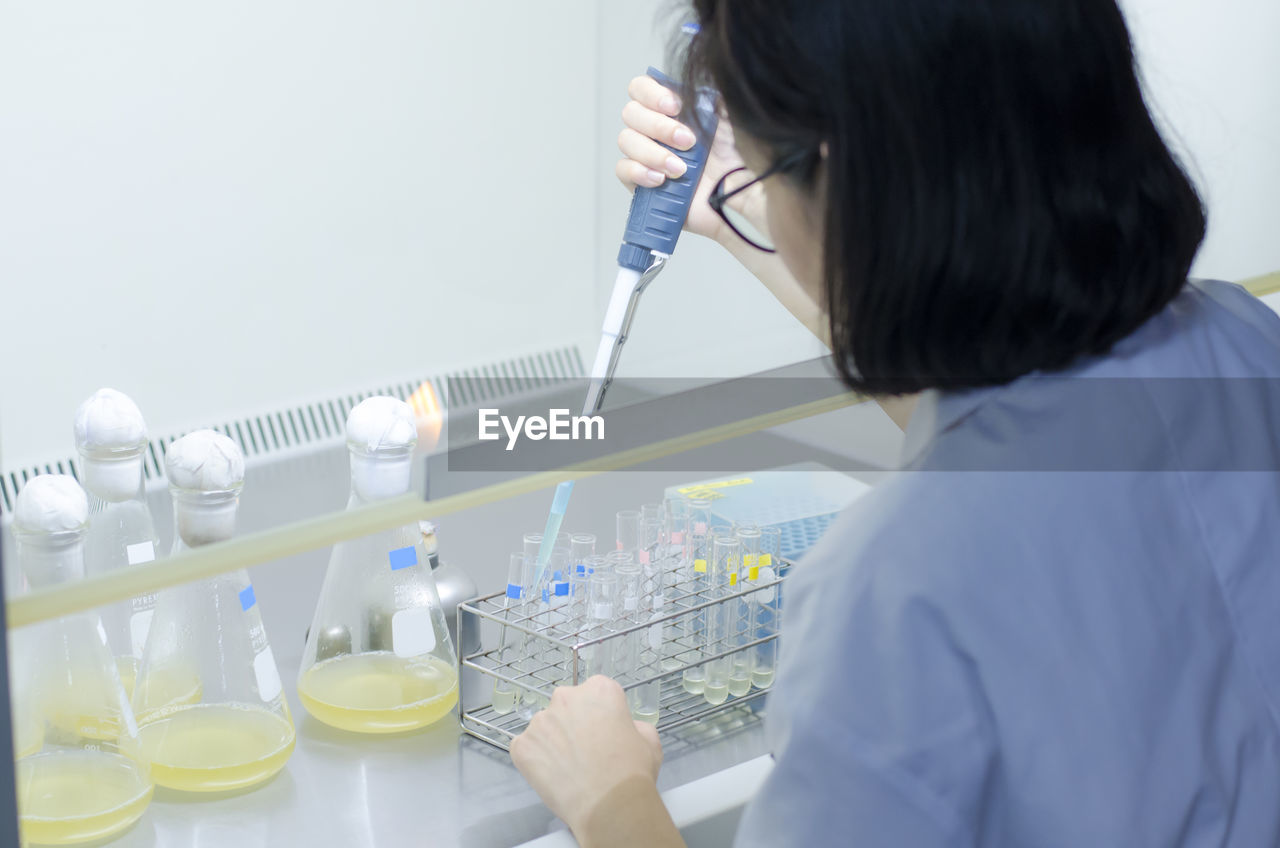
[617,540,624,550]
[671,532,684,544]
[639,550,650,564]
[694,522,708,535]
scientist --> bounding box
[510,0,1280,845]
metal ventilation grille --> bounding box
[0,345,584,514]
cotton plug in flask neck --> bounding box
[132,430,295,794]
[11,475,155,846]
[297,397,459,734]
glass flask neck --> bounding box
[78,446,146,505]
[347,445,413,504]
[15,528,87,588]
[170,487,240,549]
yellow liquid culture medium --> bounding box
[136,704,295,792]
[17,750,152,846]
[298,652,459,734]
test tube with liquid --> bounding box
[703,533,739,705]
[752,527,782,690]
[661,497,689,672]
[490,553,526,715]
[518,535,546,714]
[681,497,714,694]
[615,560,647,718]
[729,525,760,697]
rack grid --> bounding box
[458,561,786,751]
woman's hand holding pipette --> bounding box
[617,76,829,346]
[616,75,745,243]
[510,675,684,848]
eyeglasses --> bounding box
[707,148,813,253]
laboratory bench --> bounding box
[5,379,904,848]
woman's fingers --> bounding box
[621,100,697,151]
[616,158,665,190]
[618,127,687,179]
[627,75,682,116]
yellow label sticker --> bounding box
[694,559,707,573]
[676,477,755,500]
[749,566,760,581]
[729,572,738,586]
[759,554,773,567]
[743,554,756,568]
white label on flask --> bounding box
[253,646,283,702]
[392,608,436,658]
[129,609,154,657]
[648,623,663,651]
[126,541,155,565]
[624,597,638,612]
[753,566,778,605]
[592,603,613,620]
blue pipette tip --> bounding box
[532,480,576,585]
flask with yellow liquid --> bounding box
[132,430,295,792]
[11,475,153,845]
[297,397,459,734]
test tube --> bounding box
[729,525,760,697]
[681,497,714,694]
[661,497,689,672]
[491,553,526,715]
[752,526,782,690]
[584,566,620,679]
[703,533,739,705]
[614,560,646,716]
[515,550,546,717]
[616,509,640,556]
[568,534,597,631]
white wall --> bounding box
[0,1,598,469]
[1120,0,1280,282]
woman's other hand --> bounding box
[615,75,748,244]
[510,676,679,846]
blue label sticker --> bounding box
[506,583,523,600]
[541,587,550,603]
[553,570,564,581]
[239,584,256,612]
[575,564,587,576]
[554,582,569,596]
[389,546,418,571]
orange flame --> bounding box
[407,380,443,452]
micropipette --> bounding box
[531,67,720,587]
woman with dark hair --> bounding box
[510,2,1280,845]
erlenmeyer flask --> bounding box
[75,388,162,700]
[11,475,153,845]
[132,430,295,792]
[297,397,458,734]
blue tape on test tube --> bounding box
[239,585,256,612]
[506,583,523,600]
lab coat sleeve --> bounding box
[731,511,999,847]
[735,714,972,848]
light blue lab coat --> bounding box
[737,280,1280,846]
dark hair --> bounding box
[681,0,1206,394]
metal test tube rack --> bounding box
[457,559,787,751]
